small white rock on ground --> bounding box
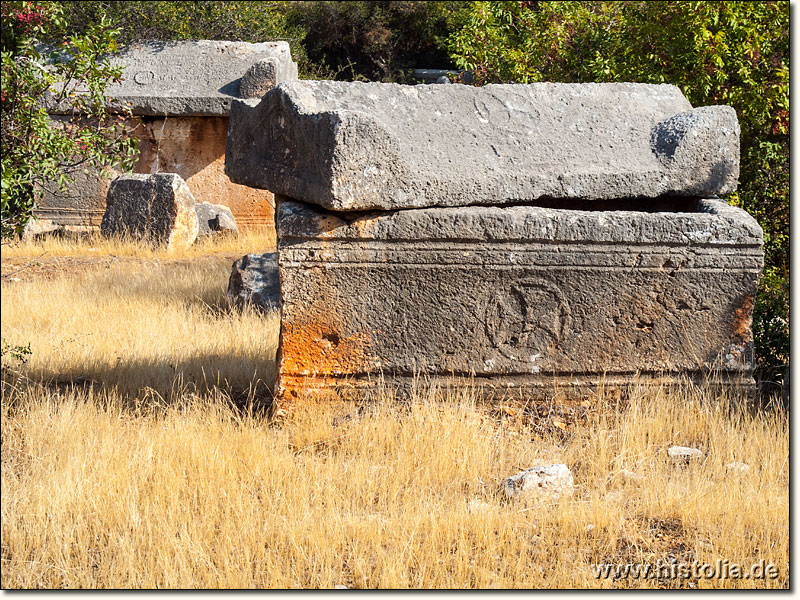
[609,469,643,486]
[466,499,492,514]
[667,445,704,462]
[725,462,751,474]
[501,463,574,500]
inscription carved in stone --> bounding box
[473,90,540,132]
[133,70,156,86]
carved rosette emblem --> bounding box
[485,279,571,358]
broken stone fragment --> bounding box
[501,464,574,500]
[226,80,739,210]
[227,252,280,312]
[667,446,704,463]
[21,219,93,241]
[195,202,238,236]
[101,173,198,249]
[240,56,298,99]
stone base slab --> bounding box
[276,372,757,405]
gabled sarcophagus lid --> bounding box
[226,80,739,210]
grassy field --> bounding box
[0,233,789,589]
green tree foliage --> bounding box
[52,0,297,43]
[285,1,470,82]
[449,1,789,390]
[48,1,321,74]
[1,1,138,237]
[50,1,471,82]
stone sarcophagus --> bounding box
[37,41,299,232]
[225,81,763,404]
[274,198,761,401]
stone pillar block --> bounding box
[101,173,198,249]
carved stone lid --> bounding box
[49,40,298,116]
[226,81,740,208]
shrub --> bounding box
[50,1,471,82]
[285,1,470,82]
[1,1,138,238]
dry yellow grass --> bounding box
[1,235,278,400]
[0,235,789,589]
[1,225,276,260]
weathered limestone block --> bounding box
[226,81,740,210]
[48,40,298,117]
[196,202,238,236]
[227,252,280,312]
[240,57,298,99]
[273,197,762,403]
[101,173,198,249]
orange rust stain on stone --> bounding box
[275,375,376,406]
[275,319,380,405]
[732,295,754,341]
[315,216,346,237]
[135,117,274,228]
[38,116,274,230]
[280,319,378,376]
[352,215,379,238]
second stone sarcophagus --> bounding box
[39,41,299,232]
[225,81,763,403]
